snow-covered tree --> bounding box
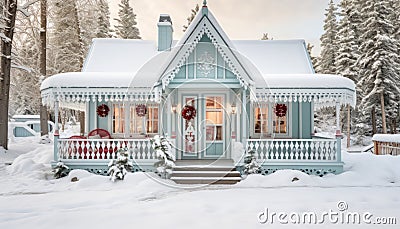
[336,0,359,82]
[108,148,133,182]
[151,135,175,179]
[50,0,82,73]
[306,42,318,68]
[96,0,112,38]
[356,0,400,136]
[183,4,199,32]
[317,0,339,74]
[114,0,141,39]
[243,150,260,175]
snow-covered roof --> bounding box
[232,40,314,76]
[372,134,400,143]
[82,39,160,72]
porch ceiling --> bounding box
[253,74,356,107]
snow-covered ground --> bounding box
[0,137,399,228]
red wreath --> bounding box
[274,104,287,117]
[135,104,147,117]
[181,105,196,120]
[96,104,110,117]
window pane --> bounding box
[273,104,288,134]
[206,126,214,141]
[206,111,223,125]
[254,107,268,134]
[216,126,222,140]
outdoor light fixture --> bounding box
[172,104,177,113]
[231,103,236,114]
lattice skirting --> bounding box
[52,161,156,176]
[236,163,343,177]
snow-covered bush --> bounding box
[108,148,133,182]
[53,161,70,179]
[151,135,175,179]
[243,150,260,175]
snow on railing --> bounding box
[246,139,339,162]
[57,139,155,160]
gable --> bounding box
[159,10,254,89]
[171,34,239,84]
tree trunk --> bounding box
[346,105,351,148]
[39,0,49,136]
[372,106,377,135]
[0,0,18,150]
[380,92,387,134]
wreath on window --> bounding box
[135,104,147,117]
[274,104,287,118]
[96,104,110,117]
[181,105,196,120]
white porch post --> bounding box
[335,101,341,135]
[54,99,59,162]
[242,89,247,144]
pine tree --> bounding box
[183,4,199,32]
[356,0,400,136]
[51,0,82,73]
[336,0,359,82]
[306,43,318,68]
[96,0,112,38]
[317,0,339,74]
[114,0,141,39]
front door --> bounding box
[181,94,227,159]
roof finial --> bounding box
[202,0,208,15]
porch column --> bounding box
[54,99,59,162]
[241,89,247,144]
[335,101,341,135]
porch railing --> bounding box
[57,139,155,160]
[246,138,341,162]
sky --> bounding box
[109,0,341,56]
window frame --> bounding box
[110,103,159,138]
[251,103,291,138]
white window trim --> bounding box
[251,103,292,139]
[109,103,160,138]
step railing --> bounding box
[57,139,155,160]
[246,138,341,162]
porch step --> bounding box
[171,166,242,185]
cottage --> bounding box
[41,1,356,181]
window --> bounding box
[205,96,224,141]
[112,104,159,135]
[254,106,268,134]
[147,106,159,134]
[112,104,125,134]
[253,103,289,137]
[129,106,143,134]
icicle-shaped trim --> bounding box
[41,88,162,107]
[161,18,249,90]
[254,89,356,108]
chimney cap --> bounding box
[159,14,172,25]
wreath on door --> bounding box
[135,104,147,117]
[96,104,110,117]
[274,104,287,117]
[181,105,196,120]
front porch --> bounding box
[53,135,343,176]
